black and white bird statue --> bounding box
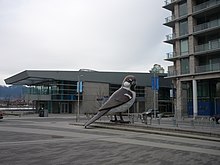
[84,75,136,128]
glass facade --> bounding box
[135,86,145,97]
[181,58,189,74]
[197,81,209,97]
[179,1,187,17]
[179,20,188,36]
[187,79,220,116]
[109,84,145,98]
[180,39,189,55]
[27,81,79,101]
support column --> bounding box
[136,101,139,113]
[175,79,182,119]
[192,79,198,118]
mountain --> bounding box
[0,85,26,100]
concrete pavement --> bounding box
[3,113,220,141]
[1,114,220,164]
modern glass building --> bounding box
[5,70,172,115]
[163,0,220,118]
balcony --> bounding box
[196,63,220,73]
[193,0,220,13]
[166,52,174,58]
[167,70,178,77]
[164,33,176,44]
[165,52,179,61]
[163,0,179,11]
[195,39,220,53]
[167,65,191,77]
[193,19,220,32]
[164,0,177,6]
[164,15,176,27]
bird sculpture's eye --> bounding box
[127,78,132,82]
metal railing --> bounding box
[195,39,220,53]
[193,0,220,12]
[164,0,176,6]
[196,63,220,73]
[165,33,176,41]
[167,63,220,76]
[194,19,220,32]
[167,70,178,77]
[167,69,191,77]
[165,15,175,23]
[166,52,174,59]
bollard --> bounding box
[149,117,152,125]
[210,119,216,128]
[157,114,162,125]
[191,119,194,127]
[142,114,147,124]
[131,115,134,124]
[144,115,148,125]
[157,118,160,125]
[172,117,176,126]
[172,117,177,127]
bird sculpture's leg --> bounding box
[119,112,124,121]
[119,112,130,123]
[110,115,118,122]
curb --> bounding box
[72,122,220,142]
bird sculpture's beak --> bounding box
[131,81,136,90]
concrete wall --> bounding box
[216,82,220,97]
[145,87,158,112]
[80,82,109,114]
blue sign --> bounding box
[77,81,83,93]
[151,77,159,90]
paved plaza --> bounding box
[0,115,220,165]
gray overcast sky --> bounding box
[0,0,172,85]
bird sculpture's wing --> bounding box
[99,88,133,111]
[84,88,133,128]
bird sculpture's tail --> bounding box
[84,110,108,128]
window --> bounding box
[179,1,187,17]
[180,39,189,55]
[181,58,189,74]
[198,81,209,97]
[179,20,188,36]
[135,86,145,97]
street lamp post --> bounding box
[150,64,163,119]
[76,75,83,122]
[153,72,156,119]
[151,72,159,119]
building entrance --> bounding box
[214,98,220,115]
[60,103,69,113]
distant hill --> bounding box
[0,85,26,100]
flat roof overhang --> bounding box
[4,70,56,86]
[4,70,170,87]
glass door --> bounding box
[61,103,69,113]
